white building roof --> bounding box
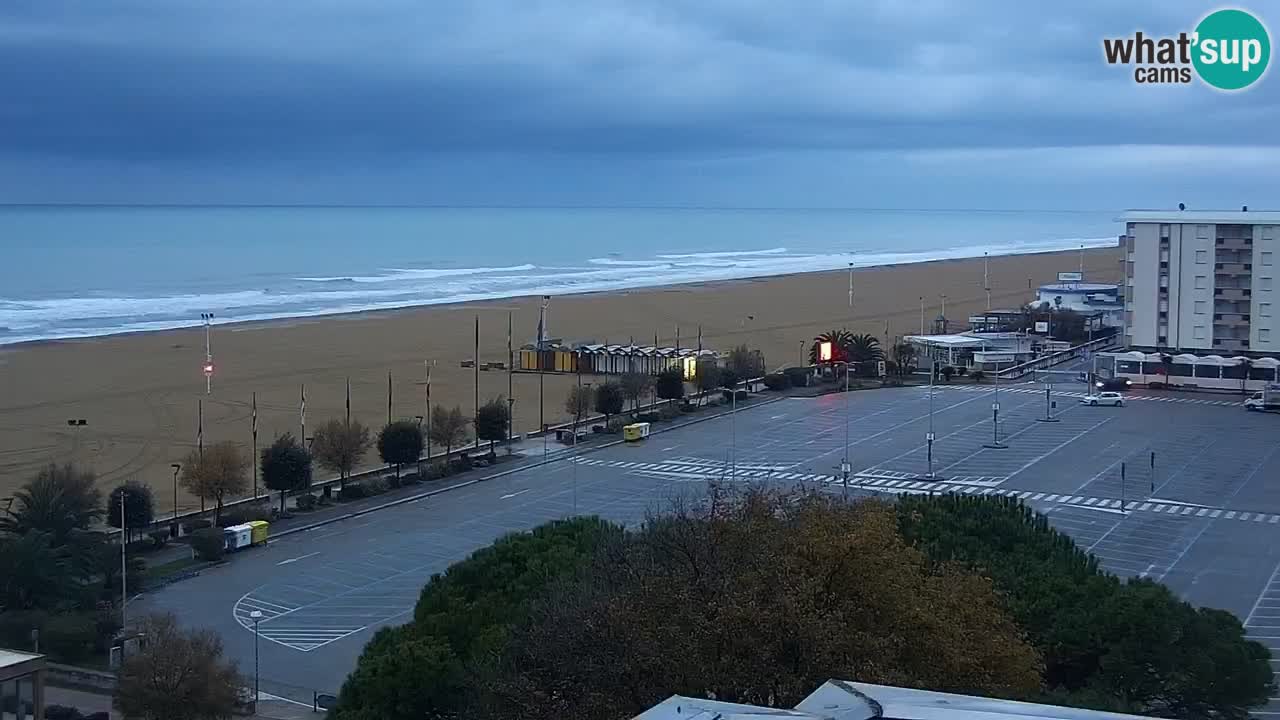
[1037,283,1118,294]
[634,680,1152,720]
[1118,209,1280,224]
[0,648,44,671]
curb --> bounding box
[265,394,792,537]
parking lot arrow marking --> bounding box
[278,552,320,566]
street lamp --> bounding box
[170,463,182,538]
[926,367,936,479]
[201,312,215,395]
[836,361,852,495]
[249,610,263,707]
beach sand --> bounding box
[0,247,1122,513]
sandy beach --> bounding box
[0,246,1121,513]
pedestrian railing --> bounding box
[996,337,1118,381]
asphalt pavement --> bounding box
[137,378,1280,710]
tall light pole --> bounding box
[926,366,936,479]
[983,343,1007,449]
[250,610,263,705]
[120,490,127,634]
[201,312,215,395]
[848,262,854,309]
[919,296,925,335]
[170,463,181,537]
[984,251,991,311]
[837,361,852,495]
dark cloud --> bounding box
[1,1,1278,205]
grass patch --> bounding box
[143,555,203,582]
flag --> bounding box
[697,325,702,353]
[198,399,204,452]
[346,377,351,423]
[251,392,257,436]
[301,384,307,427]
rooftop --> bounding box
[636,680,1152,720]
[1119,209,1280,224]
[1037,283,1118,293]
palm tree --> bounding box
[0,464,103,545]
[892,342,918,376]
[846,333,884,364]
[809,329,853,364]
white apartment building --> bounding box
[1121,210,1280,357]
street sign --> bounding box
[1034,321,1049,333]
[839,461,851,474]
[992,403,1000,411]
[926,432,935,441]
[1058,271,1083,282]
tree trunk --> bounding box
[279,490,286,514]
[395,462,401,480]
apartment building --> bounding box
[1121,210,1280,356]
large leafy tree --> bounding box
[114,613,243,720]
[726,343,763,378]
[181,442,250,524]
[619,372,653,415]
[564,385,594,424]
[333,517,617,720]
[378,420,424,479]
[485,491,1041,720]
[260,433,312,513]
[107,482,154,543]
[846,333,884,364]
[312,418,372,489]
[428,405,471,460]
[593,382,624,428]
[654,368,684,402]
[475,397,511,454]
[0,463,102,544]
[0,531,80,612]
[897,494,1274,719]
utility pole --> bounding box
[507,311,514,442]
[926,368,936,479]
[299,384,306,449]
[984,251,991,311]
[474,315,480,434]
[201,312,215,395]
[251,392,258,499]
[919,296,925,335]
[1120,462,1126,511]
[387,371,393,426]
[984,346,1007,449]
[197,399,205,515]
[120,490,127,635]
[417,361,434,459]
[848,262,854,309]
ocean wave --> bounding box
[0,237,1116,346]
[296,263,536,283]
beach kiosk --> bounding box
[246,520,270,546]
[623,422,651,442]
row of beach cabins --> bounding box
[516,341,720,380]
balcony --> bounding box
[1218,236,1252,251]
[1215,262,1250,275]
[1216,287,1248,301]
[1214,315,1251,327]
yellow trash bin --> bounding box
[247,520,269,546]
[623,423,651,442]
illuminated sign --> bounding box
[819,341,833,362]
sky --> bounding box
[1,0,1279,209]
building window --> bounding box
[1263,277,1274,291]
[1195,249,1208,264]
[1194,300,1207,314]
[1263,251,1274,266]
[1262,329,1273,343]
[1193,325,1206,340]
[1160,224,1170,237]
[1195,275,1207,290]
[1197,224,1209,239]
[1262,302,1273,318]
[1264,226,1275,241]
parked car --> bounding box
[1081,391,1124,407]
[1095,377,1132,391]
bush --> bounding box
[190,527,225,562]
[763,372,790,391]
[44,705,84,720]
[401,472,422,485]
[451,454,473,473]
[366,476,390,495]
[607,418,628,434]
[783,367,810,387]
[42,613,96,663]
[339,483,369,501]
[183,518,212,534]
[216,504,271,528]
[658,404,682,421]
[294,494,317,511]
[635,412,660,424]
[147,530,170,549]
[423,463,448,481]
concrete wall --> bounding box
[1177,223,1214,351]
[1130,223,1160,348]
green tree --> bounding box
[333,517,618,720]
[0,463,102,544]
[619,372,653,415]
[429,405,471,461]
[694,363,720,405]
[593,382,624,427]
[655,367,684,402]
[475,398,511,455]
[378,420,424,480]
[180,442,250,524]
[846,333,883,374]
[718,367,740,392]
[486,490,1041,720]
[892,341,918,376]
[312,418,372,490]
[114,613,242,720]
[565,385,594,424]
[896,494,1274,719]
[726,343,762,378]
[261,433,312,513]
[107,482,154,543]
[0,531,79,612]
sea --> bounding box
[0,206,1118,346]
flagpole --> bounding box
[507,310,514,443]
[251,392,258,501]
[198,399,205,515]
[300,384,306,447]
[387,370,393,426]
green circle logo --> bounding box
[1193,9,1270,90]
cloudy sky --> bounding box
[1,1,1277,208]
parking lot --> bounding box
[140,380,1280,706]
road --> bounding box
[139,378,1280,709]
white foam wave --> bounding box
[0,237,1116,346]
[657,247,789,260]
[296,264,535,283]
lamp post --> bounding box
[926,366,936,479]
[120,490,127,635]
[249,610,263,706]
[170,463,181,537]
[837,361,852,495]
[201,312,215,395]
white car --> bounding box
[1081,391,1124,407]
